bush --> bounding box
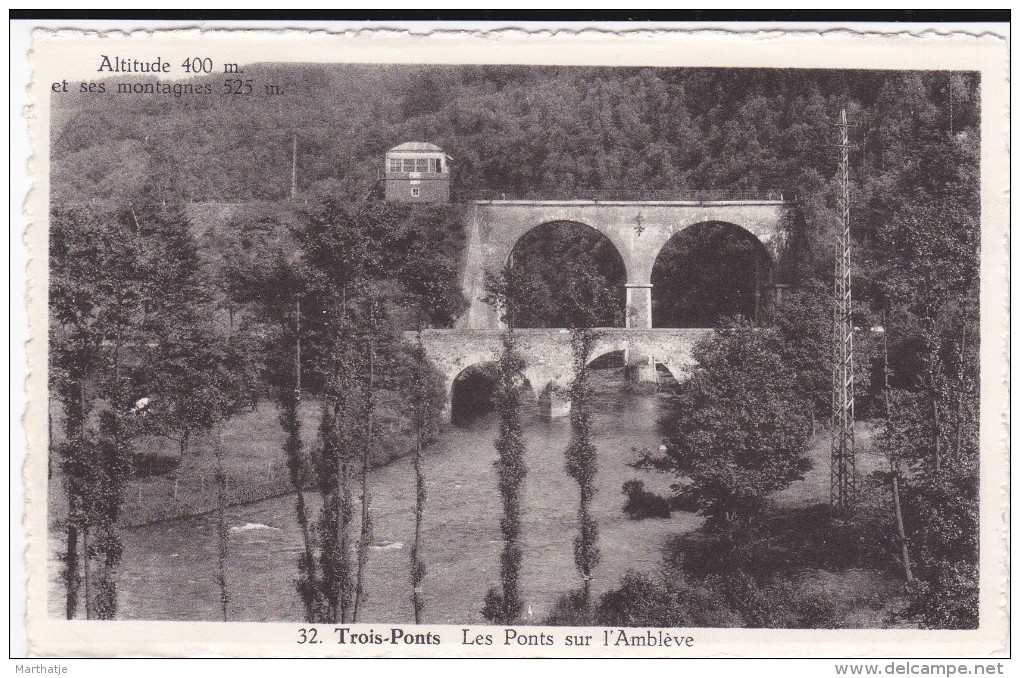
[621,480,671,520]
[544,572,742,628]
[707,571,844,629]
[544,589,596,626]
[597,570,743,628]
[129,451,180,478]
[543,568,849,629]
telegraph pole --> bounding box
[831,108,857,511]
[291,134,298,200]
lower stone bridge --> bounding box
[410,327,713,419]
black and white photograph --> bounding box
[15,21,1009,660]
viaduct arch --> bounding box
[456,199,791,330]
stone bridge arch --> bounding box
[457,200,791,330]
[650,219,777,327]
[449,360,540,424]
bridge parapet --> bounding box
[466,190,785,202]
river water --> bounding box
[51,368,704,623]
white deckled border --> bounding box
[15,22,1010,658]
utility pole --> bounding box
[948,74,954,135]
[831,108,857,511]
[294,297,301,401]
[880,312,913,583]
[291,134,298,200]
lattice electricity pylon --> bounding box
[831,109,857,511]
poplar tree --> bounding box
[213,425,230,621]
[565,328,600,608]
[353,300,379,622]
[563,271,611,609]
[482,329,529,623]
[396,323,447,623]
[408,331,431,623]
[277,200,459,623]
[398,221,460,623]
[482,268,529,623]
[316,294,362,623]
[147,330,247,619]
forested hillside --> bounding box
[52,64,979,281]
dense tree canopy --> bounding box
[53,67,977,210]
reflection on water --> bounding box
[51,367,701,623]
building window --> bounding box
[416,158,430,172]
[389,158,402,172]
[411,187,420,197]
[403,159,416,172]
[429,157,441,173]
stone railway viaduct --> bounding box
[411,199,794,418]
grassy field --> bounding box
[48,401,325,530]
[47,394,428,528]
